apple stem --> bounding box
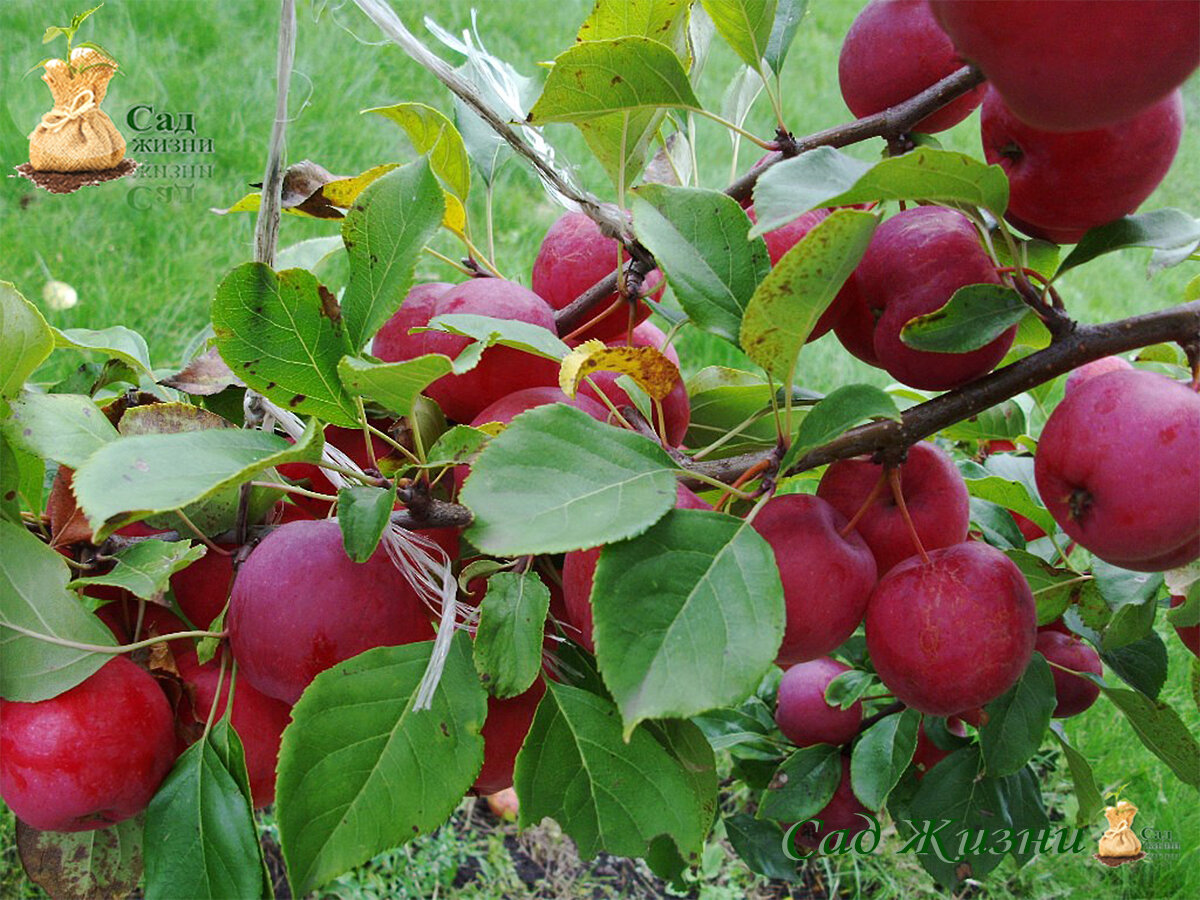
[889,467,930,565]
[838,470,888,538]
[714,458,772,511]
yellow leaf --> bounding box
[559,341,680,401]
[322,163,400,207]
[442,191,467,238]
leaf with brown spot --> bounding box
[47,467,94,548]
[559,341,680,400]
[159,348,244,397]
[17,815,143,900]
[118,402,233,437]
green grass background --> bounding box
[0,1,1197,898]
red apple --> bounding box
[982,88,1184,244]
[171,546,235,630]
[472,680,546,796]
[817,441,970,576]
[0,657,177,832]
[849,206,1011,389]
[911,716,968,777]
[531,211,661,341]
[1064,356,1133,395]
[839,0,984,133]
[1034,369,1200,572]
[866,541,1037,716]
[370,279,560,423]
[1035,632,1102,719]
[750,494,877,664]
[176,650,292,807]
[774,658,863,747]
[228,519,442,703]
[930,0,1200,131]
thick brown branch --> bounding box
[686,300,1200,486]
[555,65,986,335]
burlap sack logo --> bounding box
[1094,799,1146,867]
[15,5,137,194]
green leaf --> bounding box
[1003,549,1083,625]
[1058,209,1200,275]
[423,313,570,360]
[278,634,486,895]
[207,719,273,897]
[142,739,264,900]
[1094,560,1163,651]
[692,706,777,756]
[72,419,323,540]
[337,483,397,563]
[461,404,677,555]
[0,430,43,523]
[592,508,785,735]
[1001,766,1051,868]
[4,392,119,468]
[979,654,1056,777]
[0,283,54,404]
[0,520,115,702]
[700,0,777,71]
[684,367,779,456]
[54,327,154,378]
[968,498,1024,550]
[69,539,207,602]
[757,744,841,823]
[338,350,479,417]
[751,146,1009,236]
[1048,722,1104,827]
[965,476,1056,538]
[851,709,919,809]
[16,814,143,900]
[528,37,702,124]
[366,105,470,200]
[763,0,807,75]
[908,748,1008,886]
[1102,632,1168,700]
[899,284,1028,353]
[1101,687,1200,788]
[212,263,357,426]
[424,425,490,468]
[631,184,771,342]
[474,571,551,698]
[824,668,879,710]
[514,682,716,863]
[940,399,1026,443]
[780,383,900,472]
[724,814,800,882]
[740,209,878,379]
[340,160,445,350]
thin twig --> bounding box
[252,0,297,268]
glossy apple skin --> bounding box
[930,0,1200,132]
[982,89,1184,244]
[751,494,877,664]
[176,651,292,807]
[790,758,873,852]
[532,212,661,342]
[562,486,710,652]
[577,321,691,446]
[228,519,440,704]
[774,658,863,747]
[370,279,560,423]
[839,0,984,133]
[866,541,1037,716]
[1064,356,1132,395]
[472,680,546,796]
[0,657,177,832]
[1170,596,1200,658]
[1034,632,1102,719]
[171,546,235,630]
[1034,369,1200,572]
[817,441,970,576]
[852,206,1011,390]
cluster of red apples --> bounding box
[4,0,1199,848]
